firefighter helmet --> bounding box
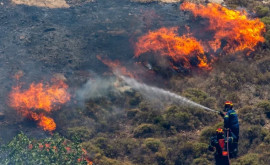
[216,128,224,134]
[224,101,233,112]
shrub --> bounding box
[144,138,161,152]
[238,106,265,126]
[129,93,141,106]
[66,126,93,142]
[233,153,259,165]
[226,93,240,105]
[192,157,211,165]
[259,152,270,164]
[165,110,192,130]
[126,109,139,119]
[176,142,208,164]
[225,0,253,8]
[264,30,270,46]
[239,126,268,155]
[257,100,270,118]
[242,126,267,143]
[261,16,270,26]
[264,134,270,144]
[113,138,139,155]
[134,108,161,124]
[200,122,223,143]
[183,88,209,105]
[82,141,103,156]
[192,142,208,158]
[94,137,109,150]
[93,137,117,158]
[255,6,270,17]
[133,124,158,137]
[176,142,194,163]
[139,102,151,111]
[94,156,124,165]
[200,127,216,143]
[188,108,217,126]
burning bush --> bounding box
[9,78,70,132]
[134,27,211,70]
[181,2,265,53]
[134,2,265,72]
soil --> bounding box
[11,0,70,8]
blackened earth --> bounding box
[0,0,188,142]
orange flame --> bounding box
[38,115,57,132]
[180,2,265,53]
[82,148,93,165]
[134,27,211,69]
[97,55,136,77]
[9,78,70,131]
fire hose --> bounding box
[226,129,231,165]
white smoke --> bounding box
[118,74,218,113]
[76,76,116,102]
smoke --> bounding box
[75,76,117,102]
[118,74,218,113]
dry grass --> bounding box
[65,0,94,6]
[208,0,224,4]
[132,0,182,3]
[132,0,224,4]
[11,0,70,8]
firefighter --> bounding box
[208,128,229,165]
[219,101,239,157]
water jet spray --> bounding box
[117,74,219,113]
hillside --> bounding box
[0,0,270,164]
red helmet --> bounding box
[225,101,233,106]
[224,101,233,112]
[216,128,224,134]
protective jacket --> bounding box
[224,109,239,141]
[208,135,229,165]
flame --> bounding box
[97,55,135,77]
[9,78,70,131]
[134,27,211,69]
[180,2,265,53]
[134,4,265,71]
[38,115,57,131]
[82,148,93,165]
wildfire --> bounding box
[134,3,265,71]
[180,2,265,53]
[9,78,70,132]
[38,115,57,131]
[97,55,136,77]
[134,27,211,70]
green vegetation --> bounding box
[0,133,89,165]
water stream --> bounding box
[119,75,218,113]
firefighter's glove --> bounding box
[219,111,225,117]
